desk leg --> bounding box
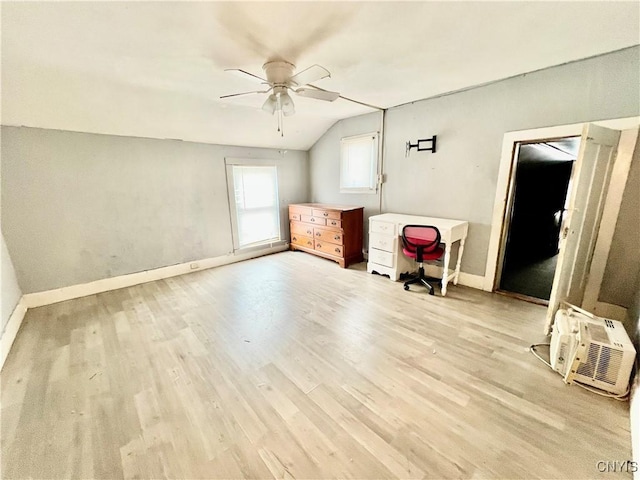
[441,243,451,296]
[453,238,466,285]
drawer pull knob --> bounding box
[307,230,312,235]
[317,243,321,248]
[310,218,315,222]
[316,232,321,236]
[334,235,340,240]
[323,212,329,217]
[335,248,340,253]
[307,241,312,246]
[292,236,297,241]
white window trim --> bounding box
[225,158,285,253]
[340,132,380,194]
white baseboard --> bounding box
[1,299,27,371]
[23,245,288,309]
[593,301,627,321]
[456,272,485,290]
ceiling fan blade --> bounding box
[220,90,269,99]
[289,64,330,87]
[295,87,340,102]
[224,68,268,84]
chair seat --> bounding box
[402,246,444,261]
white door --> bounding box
[544,124,621,334]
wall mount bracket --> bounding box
[406,135,437,157]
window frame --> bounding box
[339,132,380,194]
[225,158,284,252]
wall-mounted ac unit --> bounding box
[550,306,635,396]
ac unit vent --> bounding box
[576,344,599,378]
[595,348,623,385]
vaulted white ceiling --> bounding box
[2,2,639,150]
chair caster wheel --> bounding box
[404,285,409,291]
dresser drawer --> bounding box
[370,220,396,236]
[314,227,343,245]
[291,234,314,249]
[301,215,326,226]
[289,212,302,222]
[326,218,342,229]
[289,205,313,216]
[315,240,344,257]
[312,209,341,220]
[369,232,396,253]
[368,248,394,268]
[291,222,314,237]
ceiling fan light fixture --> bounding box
[262,94,277,115]
[280,92,295,116]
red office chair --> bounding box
[401,225,444,295]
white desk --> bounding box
[366,213,469,296]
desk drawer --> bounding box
[301,215,326,226]
[370,220,396,236]
[369,232,396,253]
[368,248,394,268]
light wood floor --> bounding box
[1,251,632,479]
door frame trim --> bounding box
[483,116,640,293]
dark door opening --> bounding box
[498,137,579,301]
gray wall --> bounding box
[600,132,640,307]
[310,46,640,277]
[309,111,383,248]
[1,127,309,293]
[1,233,22,332]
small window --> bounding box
[340,132,379,194]
[230,165,280,249]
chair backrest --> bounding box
[402,225,441,255]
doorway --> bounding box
[497,137,580,301]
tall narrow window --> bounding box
[340,132,379,193]
[231,165,280,248]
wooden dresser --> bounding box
[289,203,364,268]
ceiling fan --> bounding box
[220,61,340,135]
